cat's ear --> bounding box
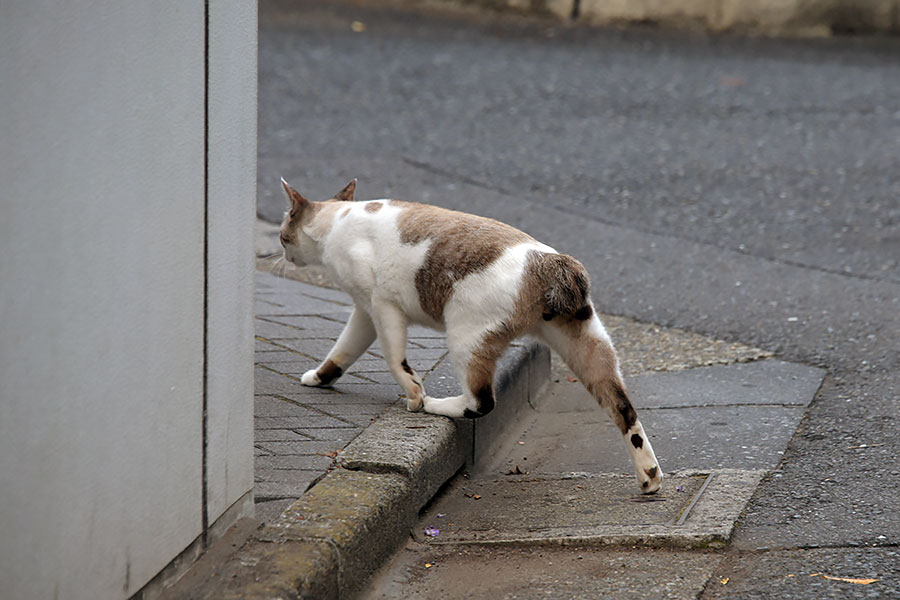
[334,179,357,202]
[281,178,309,215]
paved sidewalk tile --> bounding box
[253,271,453,523]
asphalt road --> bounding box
[258,1,899,596]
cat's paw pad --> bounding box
[300,369,322,387]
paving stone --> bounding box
[254,299,285,314]
[260,338,338,359]
[255,395,323,418]
[260,315,348,330]
[254,480,319,501]
[407,337,449,349]
[255,350,317,364]
[626,360,825,409]
[254,366,318,394]
[256,440,350,457]
[254,498,296,523]
[254,339,285,352]
[256,455,333,470]
[293,427,364,443]
[256,466,334,484]
[255,415,356,430]
[254,429,314,442]
[254,319,306,340]
[341,358,391,372]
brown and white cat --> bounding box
[279,179,662,493]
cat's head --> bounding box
[279,178,357,266]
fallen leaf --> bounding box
[567,376,578,383]
[315,449,340,459]
[720,76,746,87]
[506,465,526,475]
[821,575,879,585]
[425,563,434,568]
[351,20,366,32]
[474,494,482,500]
[720,577,730,585]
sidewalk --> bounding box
[164,268,549,599]
[253,272,454,522]
[167,260,830,599]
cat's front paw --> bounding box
[406,394,424,412]
[301,369,323,387]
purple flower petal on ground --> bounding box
[424,527,440,537]
[676,485,686,493]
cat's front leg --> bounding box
[370,297,426,411]
[302,306,376,387]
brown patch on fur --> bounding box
[301,201,341,242]
[340,207,351,218]
[613,383,638,434]
[394,201,534,322]
[365,201,383,213]
[464,384,495,418]
[525,252,591,320]
[316,359,343,385]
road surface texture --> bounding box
[258,1,899,597]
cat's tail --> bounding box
[532,252,593,321]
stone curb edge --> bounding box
[426,0,900,37]
[207,341,550,599]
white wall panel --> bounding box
[0,2,206,598]
[206,1,258,526]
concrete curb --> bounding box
[430,0,900,36]
[208,341,550,599]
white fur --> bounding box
[320,201,438,327]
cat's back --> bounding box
[324,198,550,326]
[327,198,535,261]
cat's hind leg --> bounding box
[538,312,662,494]
[370,297,427,411]
[302,306,376,387]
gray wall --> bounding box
[0,2,256,599]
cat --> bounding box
[278,178,662,493]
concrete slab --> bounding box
[499,404,807,475]
[414,471,763,549]
[540,358,825,413]
[498,359,826,476]
[363,544,724,600]
[627,360,825,409]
